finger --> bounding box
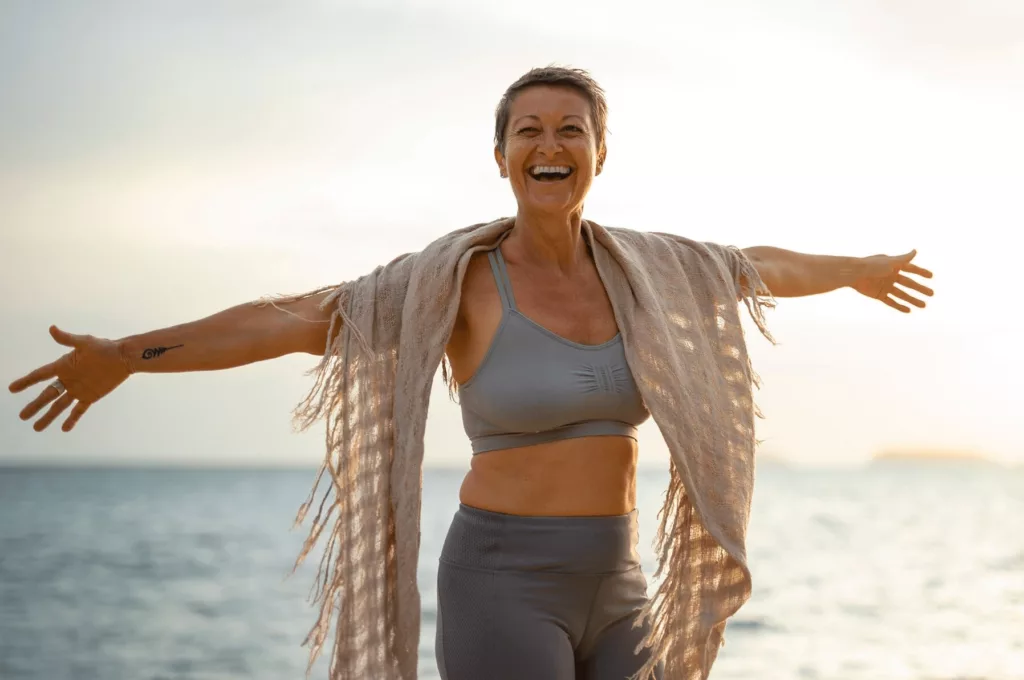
[19,383,63,420]
[62,401,91,432]
[34,392,74,432]
[881,295,911,313]
[49,325,90,348]
[896,275,933,297]
[891,287,926,308]
[8,361,59,393]
[901,263,933,278]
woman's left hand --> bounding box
[850,250,934,313]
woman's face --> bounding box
[495,85,604,218]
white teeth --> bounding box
[529,165,572,177]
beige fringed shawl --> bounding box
[284,216,774,680]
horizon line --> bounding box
[0,458,1012,472]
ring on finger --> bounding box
[48,379,66,396]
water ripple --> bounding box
[1,467,1021,680]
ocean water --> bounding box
[1,464,1021,680]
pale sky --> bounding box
[1,0,1022,468]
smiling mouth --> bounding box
[528,165,574,182]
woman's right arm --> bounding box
[8,289,340,432]
[120,290,337,373]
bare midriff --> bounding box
[458,435,638,517]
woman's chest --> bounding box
[510,283,618,344]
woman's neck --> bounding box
[507,210,588,272]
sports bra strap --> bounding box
[487,249,518,310]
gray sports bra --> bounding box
[458,246,650,455]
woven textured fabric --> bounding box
[271,216,774,680]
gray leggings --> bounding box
[435,504,664,680]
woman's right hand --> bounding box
[8,325,133,432]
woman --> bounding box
[9,67,933,680]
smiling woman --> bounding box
[493,74,607,219]
[8,65,934,680]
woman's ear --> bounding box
[494,146,507,178]
[596,146,607,175]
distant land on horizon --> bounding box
[870,449,997,465]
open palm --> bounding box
[8,326,132,432]
[851,250,934,313]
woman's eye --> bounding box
[514,125,583,135]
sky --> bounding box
[1,0,1022,468]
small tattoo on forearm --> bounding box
[141,344,184,360]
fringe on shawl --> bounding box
[727,244,777,349]
[255,285,396,679]
[629,246,776,680]
[440,356,459,401]
[727,245,777,420]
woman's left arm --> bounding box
[741,246,934,313]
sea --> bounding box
[1,463,1021,680]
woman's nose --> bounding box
[537,130,563,156]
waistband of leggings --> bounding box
[440,503,641,574]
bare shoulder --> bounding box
[454,250,501,329]
[463,249,495,290]
[446,251,502,384]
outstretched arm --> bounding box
[741,246,934,312]
[8,289,340,432]
[117,291,338,373]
